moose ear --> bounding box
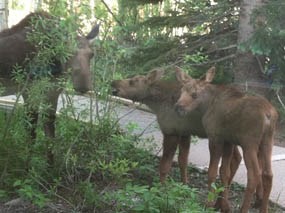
[205,66,216,83]
[175,66,192,84]
[86,23,100,42]
[147,68,165,84]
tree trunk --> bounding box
[234,0,269,97]
[32,0,43,10]
[0,0,8,31]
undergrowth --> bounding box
[0,84,212,212]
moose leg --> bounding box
[44,109,56,166]
[253,151,264,209]
[215,143,234,212]
[44,88,61,166]
[207,139,223,208]
[22,93,39,139]
[229,146,241,184]
[241,148,261,213]
[178,136,190,184]
[259,141,273,213]
[159,134,178,183]
[22,93,39,168]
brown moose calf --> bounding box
[111,68,241,185]
[175,67,278,213]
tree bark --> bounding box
[0,0,8,31]
[234,0,269,96]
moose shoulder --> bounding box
[0,11,99,165]
[175,67,278,213]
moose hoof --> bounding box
[252,198,262,209]
[206,200,215,208]
[214,198,231,213]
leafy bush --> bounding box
[103,180,213,213]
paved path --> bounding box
[1,94,285,208]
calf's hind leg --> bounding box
[241,148,261,213]
[229,146,241,184]
[253,152,264,209]
[259,139,273,213]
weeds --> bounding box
[103,180,213,213]
[0,78,215,212]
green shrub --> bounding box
[103,180,213,213]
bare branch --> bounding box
[101,0,123,26]
[276,89,285,111]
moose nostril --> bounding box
[174,104,181,112]
[175,104,186,116]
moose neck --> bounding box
[142,81,181,113]
[197,84,220,115]
[198,83,248,116]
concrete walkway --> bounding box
[1,94,285,208]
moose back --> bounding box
[0,11,99,165]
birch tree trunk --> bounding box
[36,0,43,9]
[234,0,269,96]
[31,0,43,11]
[0,0,8,31]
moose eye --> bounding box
[191,93,197,99]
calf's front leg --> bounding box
[159,134,178,183]
[207,139,224,208]
[216,143,234,213]
[178,136,190,184]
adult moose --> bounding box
[0,11,99,165]
[175,67,278,213]
[111,67,241,187]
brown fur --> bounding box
[0,12,99,165]
[0,12,51,37]
[111,68,242,185]
[175,67,278,213]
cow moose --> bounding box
[0,11,99,165]
[175,67,278,213]
[111,67,241,187]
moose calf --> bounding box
[111,68,241,186]
[175,67,278,213]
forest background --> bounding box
[1,0,285,110]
